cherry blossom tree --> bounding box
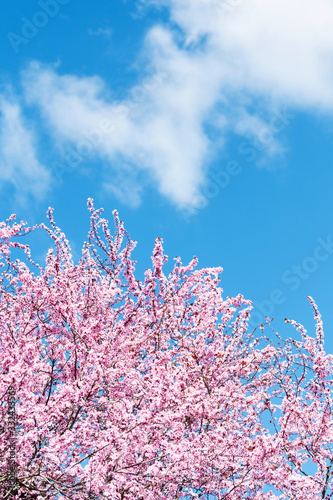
[0,199,332,499]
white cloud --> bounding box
[22,57,217,209]
[17,0,333,209]
[154,0,333,108]
[0,94,51,206]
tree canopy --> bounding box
[0,200,332,499]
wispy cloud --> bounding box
[0,93,51,207]
[22,57,212,209]
[150,0,333,108]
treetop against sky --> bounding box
[1,1,333,496]
[0,0,333,349]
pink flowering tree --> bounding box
[0,199,332,499]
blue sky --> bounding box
[1,0,333,354]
